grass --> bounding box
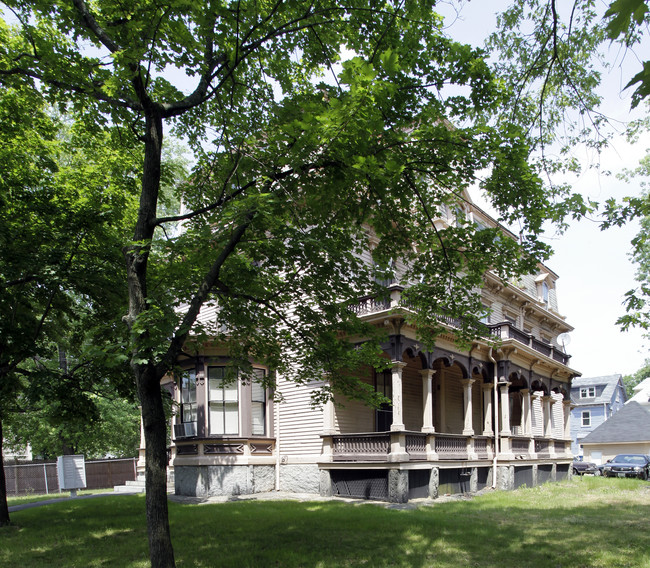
[1,477,650,567]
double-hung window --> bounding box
[251,368,267,436]
[208,367,239,435]
[180,369,197,424]
[580,387,596,399]
[581,410,591,427]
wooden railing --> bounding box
[332,433,390,462]
[435,435,468,460]
[534,439,550,457]
[350,290,572,366]
[405,433,427,460]
[511,437,531,455]
[474,437,489,459]
[327,431,569,463]
[349,295,391,316]
[489,323,571,365]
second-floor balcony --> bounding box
[350,289,572,367]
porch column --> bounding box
[499,381,512,436]
[542,396,553,438]
[482,383,494,436]
[421,369,436,433]
[390,361,407,431]
[461,379,476,436]
[323,398,336,435]
[521,389,532,436]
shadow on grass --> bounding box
[2,478,650,567]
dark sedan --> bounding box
[601,454,650,480]
[572,459,600,476]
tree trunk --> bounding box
[125,105,176,567]
[0,417,11,527]
[137,365,174,568]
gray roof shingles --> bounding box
[570,374,623,406]
[581,401,650,444]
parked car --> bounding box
[601,454,650,480]
[572,459,601,476]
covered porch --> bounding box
[318,341,573,501]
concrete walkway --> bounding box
[8,490,142,513]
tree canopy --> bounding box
[0,1,599,565]
[0,80,140,525]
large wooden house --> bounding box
[149,195,579,503]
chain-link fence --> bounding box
[3,458,137,496]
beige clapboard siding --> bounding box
[275,375,326,456]
[552,392,564,438]
[472,379,483,433]
[402,363,423,431]
[334,372,375,433]
[444,366,465,434]
[531,395,544,437]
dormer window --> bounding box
[535,272,554,308]
[580,387,596,399]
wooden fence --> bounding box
[3,458,137,496]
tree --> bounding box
[622,359,650,398]
[0,82,139,525]
[4,390,141,460]
[0,2,585,565]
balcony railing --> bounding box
[349,291,571,366]
[349,295,391,316]
[488,323,570,365]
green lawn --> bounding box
[2,477,650,567]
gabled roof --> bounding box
[570,374,624,406]
[581,401,650,444]
[628,376,650,405]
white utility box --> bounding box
[57,455,87,496]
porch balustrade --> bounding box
[434,435,468,460]
[534,438,550,457]
[325,431,571,464]
[474,437,490,459]
[332,433,390,462]
[511,437,531,456]
[405,433,427,460]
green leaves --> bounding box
[605,0,649,39]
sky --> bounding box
[441,2,650,378]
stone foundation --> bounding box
[279,464,320,493]
[175,464,275,497]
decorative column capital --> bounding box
[420,368,436,380]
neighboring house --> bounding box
[628,376,650,405]
[2,442,32,464]
[570,375,627,457]
[580,401,650,463]
[144,193,580,503]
